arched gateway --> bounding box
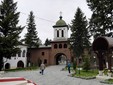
[55,53,66,65]
[29,14,72,66]
[50,40,71,65]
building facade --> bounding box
[3,45,27,69]
[29,15,72,66]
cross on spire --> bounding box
[59,11,62,19]
[60,11,62,16]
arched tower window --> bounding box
[64,44,67,48]
[62,30,64,37]
[59,44,62,48]
[54,44,57,49]
[57,30,59,37]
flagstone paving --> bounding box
[3,65,112,85]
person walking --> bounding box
[40,63,45,75]
[67,62,71,74]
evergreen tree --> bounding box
[72,60,77,73]
[44,38,51,46]
[0,0,23,70]
[87,0,113,38]
[70,7,90,58]
[83,55,90,72]
[24,11,39,48]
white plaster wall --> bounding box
[3,45,27,69]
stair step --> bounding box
[0,77,37,85]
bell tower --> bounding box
[53,12,69,41]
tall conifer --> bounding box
[44,38,51,46]
[70,7,90,58]
[24,11,39,48]
[87,0,113,38]
[0,0,23,70]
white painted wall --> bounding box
[54,27,68,41]
[3,45,27,69]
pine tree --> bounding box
[44,38,51,46]
[0,0,23,70]
[24,11,39,48]
[70,7,90,58]
[86,0,113,38]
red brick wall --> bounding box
[30,48,51,66]
[29,41,72,66]
[50,41,71,64]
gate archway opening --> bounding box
[5,63,10,69]
[17,61,24,68]
[55,53,67,65]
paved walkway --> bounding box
[3,65,112,85]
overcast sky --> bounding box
[13,0,92,43]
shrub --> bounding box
[83,57,90,72]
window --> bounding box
[44,59,47,64]
[42,52,45,56]
[18,51,21,57]
[54,44,57,49]
[22,50,26,57]
[12,53,16,57]
[59,44,62,48]
[62,30,64,37]
[64,44,67,48]
[57,30,59,37]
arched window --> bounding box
[22,50,26,57]
[18,50,21,57]
[59,44,62,48]
[62,30,64,37]
[64,44,67,48]
[57,30,59,37]
[54,44,57,49]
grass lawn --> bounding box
[101,79,113,84]
[4,66,38,72]
[72,69,98,79]
[106,79,113,83]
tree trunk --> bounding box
[0,56,3,71]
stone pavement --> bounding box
[3,65,112,85]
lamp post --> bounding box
[93,56,96,68]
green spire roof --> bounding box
[56,16,66,26]
[53,16,67,27]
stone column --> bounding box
[96,51,104,76]
[107,55,112,77]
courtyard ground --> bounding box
[3,65,112,85]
